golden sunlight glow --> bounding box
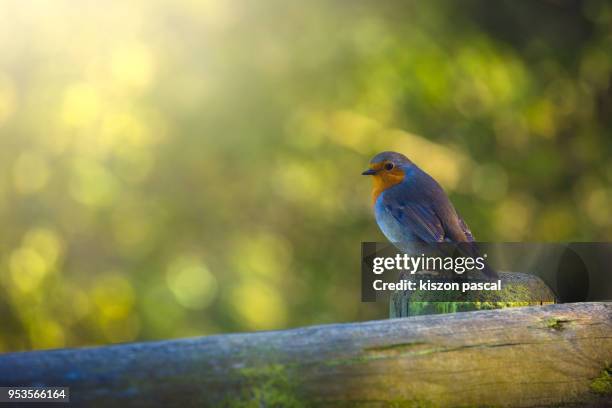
[110,43,155,89]
[61,83,101,128]
[0,73,16,124]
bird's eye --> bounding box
[384,162,394,171]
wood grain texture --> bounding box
[0,303,611,407]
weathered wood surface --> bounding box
[0,303,611,407]
[390,271,557,317]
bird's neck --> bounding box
[371,171,405,204]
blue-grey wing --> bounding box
[382,196,445,243]
[458,216,475,242]
[380,169,470,243]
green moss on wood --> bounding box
[221,364,306,408]
[544,317,571,331]
[386,399,498,408]
[390,271,556,317]
[590,364,612,395]
[398,301,539,317]
[365,341,428,352]
[387,398,436,408]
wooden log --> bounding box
[0,303,611,407]
[390,271,557,317]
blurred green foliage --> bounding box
[0,0,611,351]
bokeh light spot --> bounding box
[166,256,218,310]
[494,195,536,240]
[9,248,49,293]
[472,163,509,201]
[61,83,101,128]
[28,319,65,350]
[23,228,64,266]
[92,273,135,321]
[69,159,119,207]
[232,232,293,280]
[231,280,287,330]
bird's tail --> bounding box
[455,242,498,279]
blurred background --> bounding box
[0,0,611,351]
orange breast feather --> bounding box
[371,167,405,204]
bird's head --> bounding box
[362,151,413,204]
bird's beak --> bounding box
[361,168,378,176]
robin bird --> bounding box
[362,151,497,278]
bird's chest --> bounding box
[374,195,418,244]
